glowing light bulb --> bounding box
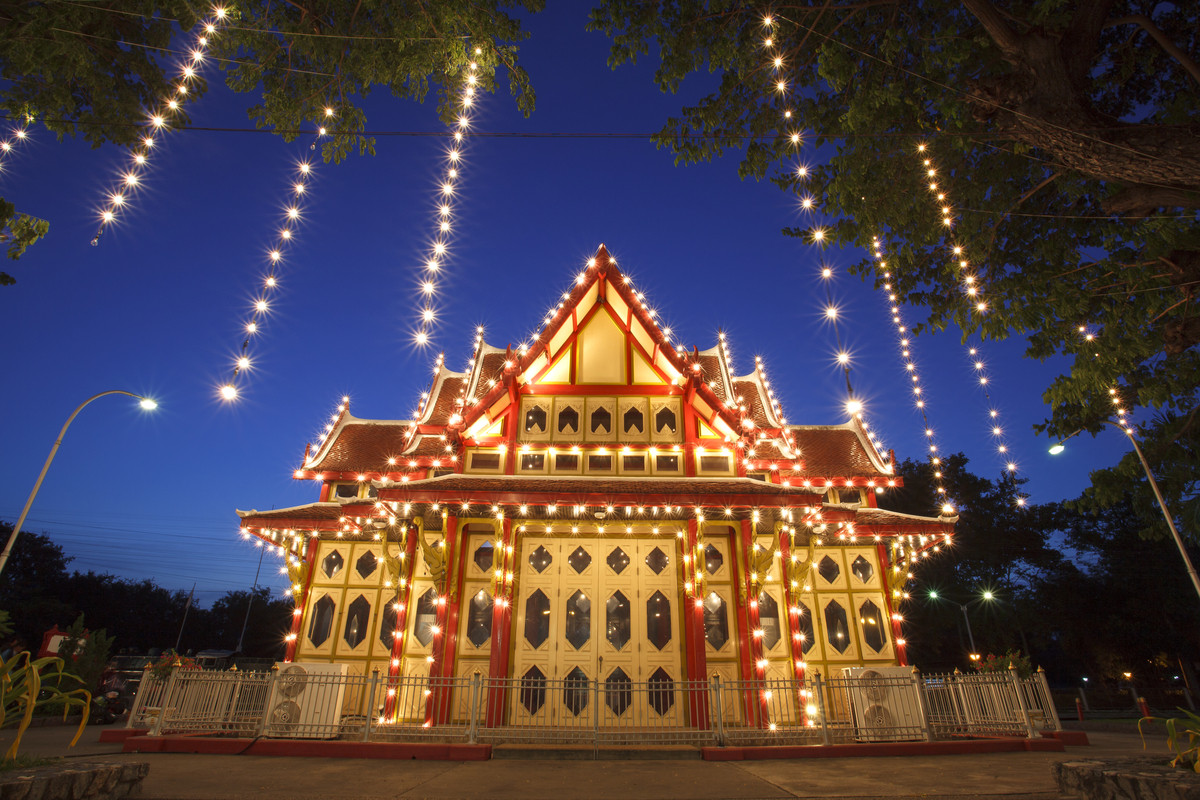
[220,384,238,401]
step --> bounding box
[491,744,701,760]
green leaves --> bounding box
[2,651,90,761]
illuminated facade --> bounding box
[237,245,956,726]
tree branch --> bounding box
[1104,14,1200,88]
[958,0,1022,56]
[1103,184,1200,216]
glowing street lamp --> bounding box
[0,391,157,579]
[1051,420,1200,605]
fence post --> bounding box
[911,667,934,742]
[711,675,725,746]
[126,665,153,729]
[592,676,601,746]
[148,665,180,737]
[1008,665,1036,739]
[255,665,280,738]
[813,671,830,746]
[467,673,481,744]
[1078,686,1090,712]
[1035,667,1062,731]
[362,669,380,742]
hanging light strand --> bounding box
[0,121,31,175]
[910,142,1026,499]
[91,7,229,246]
[413,49,484,348]
[217,157,317,401]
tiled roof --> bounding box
[854,507,955,528]
[792,426,889,477]
[237,502,349,524]
[304,419,411,472]
[426,375,466,425]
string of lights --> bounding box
[90,7,228,247]
[0,122,30,175]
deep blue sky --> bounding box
[0,5,1128,605]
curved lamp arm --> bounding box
[0,390,156,579]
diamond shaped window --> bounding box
[818,555,841,584]
[520,666,546,715]
[307,595,335,647]
[528,545,553,573]
[825,600,851,654]
[378,602,398,650]
[355,551,377,579]
[321,550,344,579]
[860,599,888,653]
[467,590,494,648]
[646,591,672,650]
[605,668,632,716]
[645,547,669,574]
[851,555,873,583]
[704,544,724,575]
[413,588,438,647]
[797,601,815,654]
[565,589,591,649]
[758,591,781,650]
[648,668,675,715]
[473,541,495,573]
[606,591,630,650]
[564,667,589,716]
[524,589,551,648]
[703,591,729,651]
[606,547,630,575]
[343,595,370,649]
[568,546,592,573]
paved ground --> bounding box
[2,723,1159,800]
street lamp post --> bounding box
[0,390,157,579]
[958,603,978,654]
[1051,419,1200,605]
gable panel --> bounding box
[632,349,665,385]
[575,310,627,384]
[537,349,572,384]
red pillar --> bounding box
[384,523,419,721]
[683,518,709,728]
[735,518,769,726]
[485,518,515,726]
[284,536,319,662]
[427,515,462,724]
[779,525,809,725]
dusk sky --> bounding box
[0,4,1129,605]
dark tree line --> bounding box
[881,456,1200,687]
[0,524,290,659]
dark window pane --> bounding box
[588,454,612,471]
[520,453,545,471]
[413,588,438,647]
[703,591,729,650]
[606,547,630,575]
[471,452,501,470]
[379,601,399,650]
[606,591,630,650]
[321,550,344,579]
[851,555,873,583]
[655,454,680,472]
[525,405,547,434]
[343,595,370,648]
[334,483,358,499]
[565,589,592,650]
[473,541,495,573]
[558,406,579,434]
[355,551,378,579]
[758,591,782,650]
[825,600,851,654]
[622,454,645,471]
[605,667,632,716]
[700,455,729,472]
[623,406,644,434]
[564,666,589,716]
[704,544,724,575]
[654,407,677,434]
[648,667,675,715]
[646,591,672,650]
[308,595,335,647]
[524,589,551,648]
[590,407,611,435]
[467,590,494,648]
[568,545,592,573]
[860,600,887,653]
[798,601,815,654]
[520,666,546,715]
[555,453,579,471]
[818,555,841,584]
[528,545,553,573]
[645,547,669,574]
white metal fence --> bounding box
[127,665,1060,747]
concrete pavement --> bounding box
[2,723,1160,799]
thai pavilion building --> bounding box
[236,245,956,729]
